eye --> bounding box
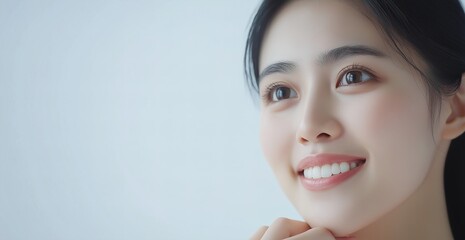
[272,86,297,101]
[338,66,375,87]
[264,84,298,103]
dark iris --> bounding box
[345,71,363,84]
[275,87,291,100]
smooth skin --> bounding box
[250,0,465,239]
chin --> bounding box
[305,217,363,237]
[297,206,375,237]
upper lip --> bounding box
[297,153,366,173]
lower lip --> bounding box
[299,163,365,191]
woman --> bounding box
[244,0,465,239]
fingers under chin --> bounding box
[286,227,355,240]
[260,217,311,240]
[249,218,355,240]
[249,225,269,240]
[281,226,333,240]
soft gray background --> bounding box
[0,0,300,240]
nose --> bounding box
[296,97,343,145]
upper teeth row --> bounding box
[303,162,360,179]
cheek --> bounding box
[358,90,434,163]
[346,88,433,155]
[259,112,292,166]
[259,111,296,188]
[375,95,426,135]
[345,89,436,211]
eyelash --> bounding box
[261,81,287,104]
[336,64,377,87]
[260,64,377,104]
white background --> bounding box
[1,1,464,240]
[0,0,299,239]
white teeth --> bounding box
[302,161,363,179]
[340,162,350,173]
[331,163,340,175]
[304,168,313,179]
[312,166,321,179]
[350,162,357,169]
[321,165,332,178]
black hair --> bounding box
[244,0,465,239]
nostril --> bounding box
[299,136,309,144]
[298,132,331,144]
[317,133,331,139]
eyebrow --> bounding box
[259,45,387,82]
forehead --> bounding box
[259,0,392,71]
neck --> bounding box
[353,141,454,240]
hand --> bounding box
[249,217,355,240]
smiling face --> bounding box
[258,0,451,236]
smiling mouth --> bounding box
[298,159,366,179]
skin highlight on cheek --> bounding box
[259,111,297,186]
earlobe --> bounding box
[442,73,465,140]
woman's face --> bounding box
[258,0,449,236]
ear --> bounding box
[442,73,465,140]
